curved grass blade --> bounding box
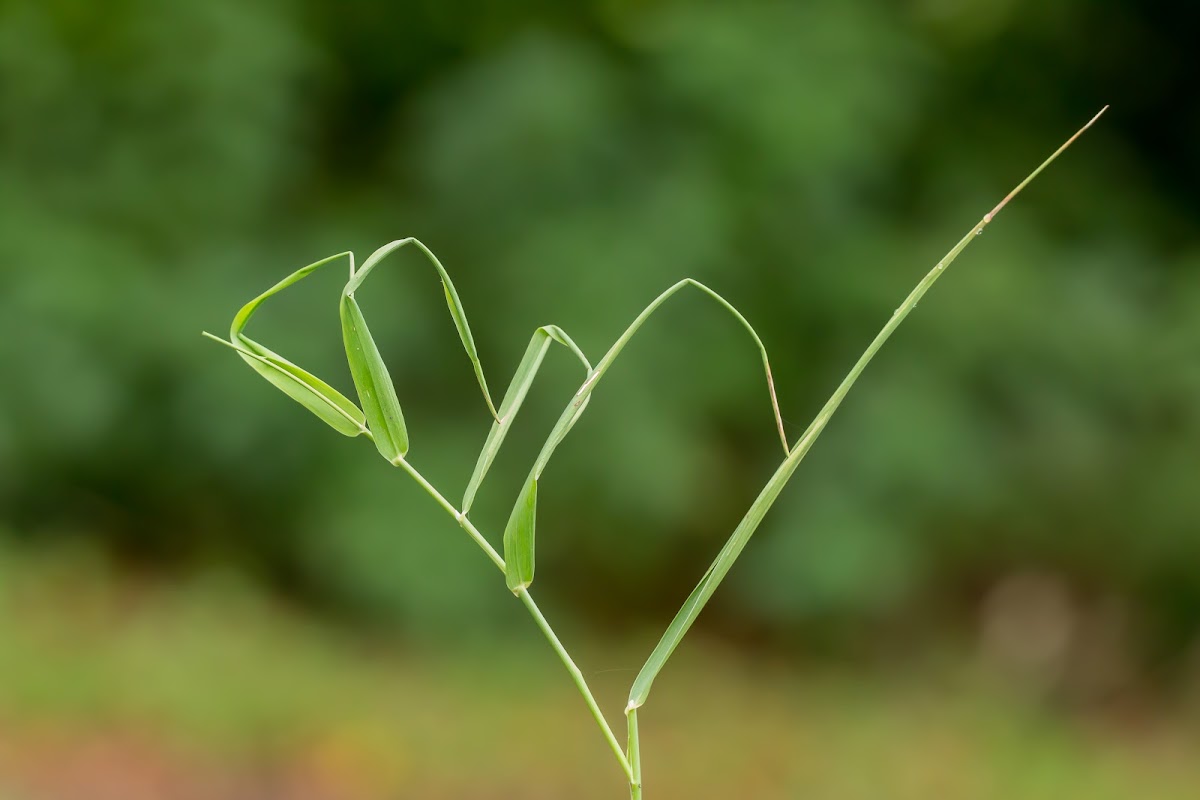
[229,251,354,340]
[496,279,783,591]
[504,476,538,592]
[204,251,368,437]
[626,107,1108,712]
[573,278,788,456]
[462,325,591,514]
[347,238,499,421]
[203,333,367,437]
[340,293,409,461]
[489,333,593,590]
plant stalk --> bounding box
[392,453,505,571]
[516,587,635,783]
[390,455,634,784]
[369,107,1107,797]
[627,708,642,799]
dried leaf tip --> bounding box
[765,364,789,456]
[984,105,1108,224]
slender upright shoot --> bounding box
[205,107,1104,800]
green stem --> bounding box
[627,708,642,799]
[392,455,504,571]
[517,588,635,783]
[390,455,633,784]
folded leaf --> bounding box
[205,334,367,437]
[230,251,353,340]
[340,294,409,461]
[205,251,368,436]
[462,325,591,514]
[504,477,538,592]
[573,278,788,455]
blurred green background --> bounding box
[2,0,1198,797]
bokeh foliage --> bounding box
[1,0,1197,662]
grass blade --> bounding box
[340,293,409,461]
[462,325,591,514]
[229,251,354,339]
[485,326,591,589]
[626,107,1107,712]
[504,476,538,592]
[347,238,499,421]
[493,361,595,592]
[203,333,367,436]
[491,279,787,588]
[205,251,369,436]
[573,279,788,456]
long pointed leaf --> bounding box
[491,279,787,592]
[340,294,409,461]
[347,238,499,420]
[205,251,369,436]
[571,279,788,455]
[204,333,367,436]
[626,107,1108,712]
[504,477,537,592]
[485,327,591,589]
[462,325,591,514]
[490,388,592,593]
[230,251,353,340]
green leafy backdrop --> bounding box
[2,0,1197,665]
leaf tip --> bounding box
[984,105,1108,224]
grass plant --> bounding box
[205,108,1105,798]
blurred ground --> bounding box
[2,548,1198,800]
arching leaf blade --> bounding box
[339,294,409,461]
[569,278,788,456]
[349,238,499,419]
[462,325,592,514]
[230,251,352,340]
[626,108,1108,712]
[463,330,552,513]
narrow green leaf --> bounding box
[570,278,788,455]
[340,294,409,461]
[204,333,367,436]
[625,452,797,712]
[488,393,589,584]
[205,333,367,436]
[204,251,369,437]
[230,251,353,340]
[489,327,591,592]
[504,477,537,592]
[626,108,1107,712]
[347,238,499,420]
[533,392,590,477]
[462,325,591,514]
[494,278,785,598]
